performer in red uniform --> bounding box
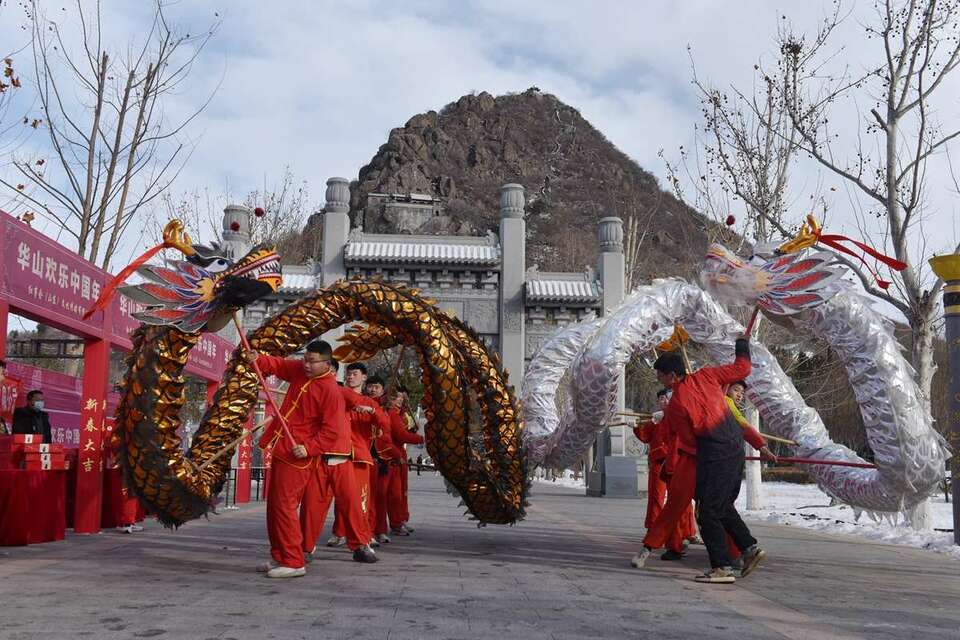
[324,362,390,549]
[634,388,690,560]
[365,375,425,543]
[631,337,776,584]
[251,341,378,578]
[393,387,419,531]
[385,389,423,536]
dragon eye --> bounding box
[206,258,230,274]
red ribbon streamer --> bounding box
[81,242,170,320]
[815,232,908,290]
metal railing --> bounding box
[219,467,269,509]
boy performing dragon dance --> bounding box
[249,340,378,578]
[632,337,776,583]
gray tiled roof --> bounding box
[526,273,601,304]
[344,232,501,266]
[278,265,319,294]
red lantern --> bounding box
[230,221,240,232]
[725,214,736,227]
[254,207,265,218]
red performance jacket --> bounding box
[255,355,360,461]
[343,390,389,465]
[634,420,672,464]
[660,339,764,472]
[374,407,424,460]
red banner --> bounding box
[0,210,233,382]
[1,375,22,429]
[0,212,107,337]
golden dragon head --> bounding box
[120,220,283,333]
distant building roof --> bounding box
[525,271,601,304]
[344,231,501,266]
[278,265,319,294]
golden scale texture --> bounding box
[114,280,527,527]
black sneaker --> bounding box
[660,549,685,561]
[740,545,766,577]
[352,547,379,564]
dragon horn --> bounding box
[777,214,820,255]
[162,219,196,256]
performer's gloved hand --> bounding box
[291,444,308,459]
[243,349,259,364]
[651,410,664,424]
[759,446,778,463]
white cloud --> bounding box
[1,0,959,286]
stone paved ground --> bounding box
[2,474,959,640]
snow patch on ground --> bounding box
[533,472,959,560]
[734,481,959,561]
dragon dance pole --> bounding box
[745,456,877,469]
[930,254,960,546]
[232,313,297,449]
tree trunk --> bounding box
[911,307,937,415]
[909,306,936,532]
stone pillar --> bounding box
[930,254,960,545]
[591,216,635,497]
[498,184,525,387]
[221,205,253,342]
[321,177,352,348]
[221,204,252,260]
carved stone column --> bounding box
[498,184,526,387]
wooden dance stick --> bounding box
[233,313,297,449]
[196,415,274,473]
[759,432,797,446]
[745,455,877,469]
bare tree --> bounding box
[774,0,960,407]
[0,1,219,269]
[161,168,320,263]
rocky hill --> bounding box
[318,88,720,278]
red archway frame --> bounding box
[0,210,239,533]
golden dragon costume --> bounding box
[112,222,527,527]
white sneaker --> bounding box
[375,533,391,544]
[256,560,278,573]
[630,549,651,569]
[304,547,316,564]
[266,565,306,579]
[117,525,133,534]
[129,524,144,532]
[368,537,381,548]
[326,535,346,547]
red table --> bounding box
[0,470,66,545]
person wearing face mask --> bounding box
[13,390,52,444]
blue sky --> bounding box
[2,0,959,304]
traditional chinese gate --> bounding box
[0,210,242,533]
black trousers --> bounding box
[695,455,757,568]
